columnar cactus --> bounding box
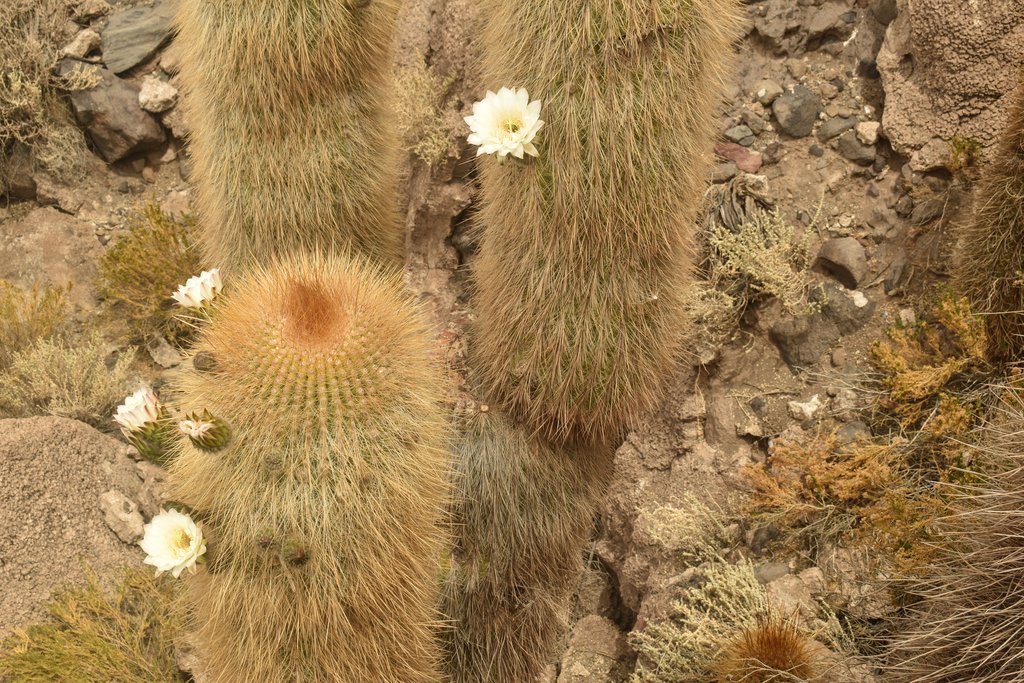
[441,411,613,683]
[469,0,743,446]
[176,0,403,271]
[169,253,449,682]
[954,76,1024,361]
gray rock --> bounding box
[910,195,945,225]
[99,489,145,544]
[837,130,877,165]
[754,562,791,584]
[74,0,112,23]
[712,161,738,183]
[813,282,875,334]
[856,121,881,145]
[808,1,856,41]
[753,0,803,51]
[754,79,784,105]
[766,573,818,621]
[837,420,872,445]
[872,0,898,25]
[788,394,823,421]
[61,29,101,59]
[557,616,631,683]
[741,109,767,135]
[146,334,182,368]
[818,116,857,141]
[724,124,755,146]
[58,59,165,162]
[816,237,868,289]
[772,85,822,138]
[138,76,178,113]
[101,0,179,74]
[161,105,188,139]
[770,315,841,368]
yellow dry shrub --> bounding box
[707,208,813,315]
[0,279,68,369]
[394,55,456,166]
[1,0,89,185]
[0,333,137,426]
[0,567,183,683]
[631,561,770,682]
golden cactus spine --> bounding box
[440,411,613,683]
[954,75,1024,361]
[176,0,404,272]
[469,0,743,446]
[169,254,449,682]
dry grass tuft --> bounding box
[0,567,184,683]
[0,332,137,427]
[0,279,68,369]
[394,55,457,166]
[0,0,88,188]
[886,389,1024,682]
[97,204,204,343]
[712,614,821,683]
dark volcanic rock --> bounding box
[816,237,868,289]
[59,59,166,163]
[837,130,877,165]
[817,116,856,142]
[101,0,179,74]
[772,85,823,138]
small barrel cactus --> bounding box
[954,76,1024,361]
[441,410,614,682]
[169,253,449,682]
[469,0,743,446]
[176,0,404,271]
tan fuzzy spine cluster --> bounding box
[440,411,613,683]
[176,0,404,272]
[954,74,1024,361]
[470,0,743,446]
[169,253,449,682]
[712,615,822,683]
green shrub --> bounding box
[98,204,204,343]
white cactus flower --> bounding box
[140,509,207,578]
[178,418,215,440]
[464,87,544,161]
[172,268,222,309]
[114,386,160,436]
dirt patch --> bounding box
[0,416,144,636]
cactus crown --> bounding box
[177,255,429,438]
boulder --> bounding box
[58,59,165,162]
[877,0,1024,157]
[0,417,148,635]
[101,0,179,74]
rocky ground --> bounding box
[2,0,1023,679]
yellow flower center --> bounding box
[172,528,193,554]
[500,116,523,135]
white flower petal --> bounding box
[139,509,206,579]
[464,87,544,162]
